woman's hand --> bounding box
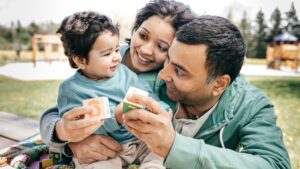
[69,134,123,164]
[55,107,104,142]
[123,94,175,158]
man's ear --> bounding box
[212,75,231,97]
[72,57,86,69]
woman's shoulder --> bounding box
[120,44,130,58]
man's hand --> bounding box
[69,135,123,164]
[123,94,176,158]
[55,107,104,142]
[115,102,124,124]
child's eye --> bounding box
[103,52,111,56]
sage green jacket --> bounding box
[163,75,291,169]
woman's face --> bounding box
[129,15,176,73]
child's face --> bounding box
[82,31,122,80]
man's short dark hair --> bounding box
[176,15,246,83]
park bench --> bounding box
[0,112,139,168]
[0,111,39,150]
[0,112,53,169]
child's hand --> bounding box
[115,102,124,124]
[56,107,104,142]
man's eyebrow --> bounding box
[171,61,188,73]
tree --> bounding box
[254,9,267,58]
[0,25,10,49]
[39,21,59,34]
[238,11,255,57]
[267,8,282,43]
[285,2,300,39]
[8,20,33,57]
[0,36,9,49]
[226,8,234,23]
[15,20,23,57]
[28,22,40,36]
[0,24,11,49]
[239,11,250,36]
[9,21,16,44]
[285,2,299,31]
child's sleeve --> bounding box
[57,82,114,135]
[57,82,82,117]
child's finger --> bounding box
[63,107,93,120]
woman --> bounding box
[40,0,195,164]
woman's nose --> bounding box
[141,41,154,56]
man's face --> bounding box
[159,39,215,105]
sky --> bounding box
[0,0,299,26]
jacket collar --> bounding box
[194,74,248,138]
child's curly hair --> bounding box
[57,11,119,68]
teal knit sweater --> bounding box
[57,64,158,144]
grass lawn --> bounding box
[0,75,299,168]
[247,76,300,169]
[245,57,266,65]
[0,75,61,119]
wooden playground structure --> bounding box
[266,32,300,71]
[31,34,65,67]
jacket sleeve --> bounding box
[39,106,68,149]
[164,96,291,169]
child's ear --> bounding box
[72,57,87,69]
[211,75,231,97]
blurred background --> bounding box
[0,0,299,168]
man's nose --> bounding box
[159,63,172,82]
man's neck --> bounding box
[177,97,220,119]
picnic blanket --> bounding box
[0,134,140,169]
[0,133,73,169]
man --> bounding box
[122,15,291,169]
